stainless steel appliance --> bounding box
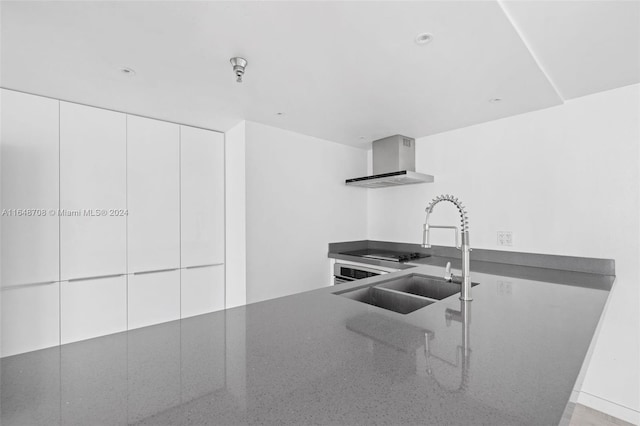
[333,262,394,285]
[339,249,430,263]
[345,135,434,188]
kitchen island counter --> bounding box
[1,250,612,425]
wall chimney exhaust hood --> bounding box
[346,135,434,188]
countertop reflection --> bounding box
[1,261,611,425]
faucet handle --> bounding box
[444,262,453,282]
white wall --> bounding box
[245,121,368,304]
[368,84,640,423]
[225,121,247,308]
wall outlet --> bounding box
[497,280,513,295]
[497,231,513,246]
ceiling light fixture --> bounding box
[230,57,248,83]
[489,98,502,103]
[415,33,433,45]
[119,67,136,76]
[276,112,284,116]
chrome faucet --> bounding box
[422,194,472,301]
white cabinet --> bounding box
[60,102,126,280]
[1,95,228,354]
[1,89,59,286]
[1,283,60,357]
[60,275,127,344]
[181,265,225,319]
[128,269,180,330]
[180,126,225,267]
[127,116,180,272]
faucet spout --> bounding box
[422,223,431,248]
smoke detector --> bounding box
[415,33,433,45]
[119,67,136,76]
[230,57,248,83]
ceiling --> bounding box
[501,0,640,100]
[1,1,638,147]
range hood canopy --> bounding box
[346,135,434,188]
[346,170,434,188]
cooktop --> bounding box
[340,249,430,263]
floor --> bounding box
[568,403,635,426]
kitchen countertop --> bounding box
[332,251,614,291]
[1,248,613,425]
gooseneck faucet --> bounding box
[422,194,472,301]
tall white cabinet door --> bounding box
[1,90,59,287]
[128,270,180,330]
[180,126,225,267]
[60,102,126,280]
[127,116,180,272]
[60,275,127,344]
[181,265,225,319]
[1,283,60,357]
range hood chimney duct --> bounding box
[346,135,434,188]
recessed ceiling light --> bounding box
[119,67,136,76]
[489,98,502,103]
[359,136,365,140]
[276,112,284,116]
[415,33,433,45]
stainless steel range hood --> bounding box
[346,170,434,188]
[346,135,434,188]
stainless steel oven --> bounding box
[333,262,396,285]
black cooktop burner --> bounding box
[340,249,430,263]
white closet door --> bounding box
[1,283,60,357]
[60,275,127,344]
[180,126,224,267]
[127,115,180,272]
[60,102,126,280]
[128,269,180,330]
[1,89,59,287]
[181,265,225,319]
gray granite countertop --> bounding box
[1,244,613,426]
[332,251,614,291]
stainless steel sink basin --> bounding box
[377,274,480,301]
[335,273,480,314]
[337,286,433,314]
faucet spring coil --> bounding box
[425,194,469,233]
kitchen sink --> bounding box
[377,274,479,301]
[335,273,480,314]
[337,286,434,314]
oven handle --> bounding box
[334,276,354,285]
[333,262,393,277]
